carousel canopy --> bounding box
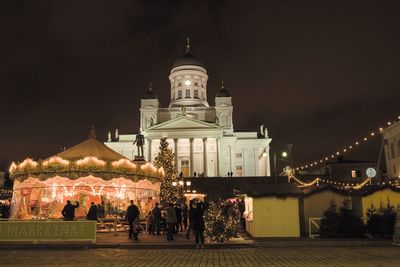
[9,128,164,182]
[57,131,125,161]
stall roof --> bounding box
[183,177,303,200]
[352,184,400,197]
[303,184,350,197]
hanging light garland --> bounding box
[295,115,400,171]
[289,174,399,191]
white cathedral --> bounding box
[105,42,272,177]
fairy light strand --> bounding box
[295,115,400,171]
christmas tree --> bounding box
[154,138,178,204]
[204,202,227,242]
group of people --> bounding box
[143,200,206,248]
[61,200,105,221]
[59,198,244,249]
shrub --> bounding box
[366,204,382,236]
[366,202,397,237]
[319,200,340,238]
[338,199,366,238]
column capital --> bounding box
[189,138,194,143]
[202,137,208,142]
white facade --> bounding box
[105,46,272,177]
[382,121,400,178]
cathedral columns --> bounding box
[216,137,220,176]
[189,138,194,176]
[147,138,152,161]
[174,138,178,170]
[203,138,208,177]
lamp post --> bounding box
[272,149,292,183]
[172,180,192,202]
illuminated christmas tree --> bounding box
[154,138,178,204]
[204,202,228,242]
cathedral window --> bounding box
[186,89,190,98]
[194,90,199,98]
[236,165,243,176]
[178,90,182,99]
[194,82,198,86]
[236,153,242,158]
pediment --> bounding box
[148,116,220,131]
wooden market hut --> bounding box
[244,183,303,238]
[352,185,400,222]
[301,185,350,235]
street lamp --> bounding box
[272,146,293,182]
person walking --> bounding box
[175,203,183,232]
[182,203,188,231]
[151,203,161,235]
[192,201,205,249]
[126,200,140,240]
[61,200,79,221]
[185,200,195,239]
[166,203,177,241]
[97,203,105,219]
[86,202,98,221]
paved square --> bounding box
[0,246,399,266]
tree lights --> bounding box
[154,138,178,204]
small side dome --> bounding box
[216,81,231,97]
[142,83,158,99]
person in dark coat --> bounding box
[175,203,183,232]
[97,203,105,218]
[151,203,161,235]
[86,202,98,220]
[182,203,188,230]
[166,203,177,241]
[192,201,205,248]
[1,200,10,219]
[126,200,140,240]
[185,200,195,239]
[61,200,79,220]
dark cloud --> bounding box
[1,0,400,170]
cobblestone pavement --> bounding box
[0,246,399,267]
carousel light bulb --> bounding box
[186,181,191,186]
[178,180,184,186]
[172,181,177,186]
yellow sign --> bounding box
[0,221,96,243]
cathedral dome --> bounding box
[172,52,205,69]
[172,39,205,69]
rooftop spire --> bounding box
[186,37,190,53]
[89,125,96,139]
[221,80,224,89]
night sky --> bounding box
[1,1,400,171]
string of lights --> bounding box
[290,174,400,190]
[294,115,400,171]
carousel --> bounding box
[8,129,163,220]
